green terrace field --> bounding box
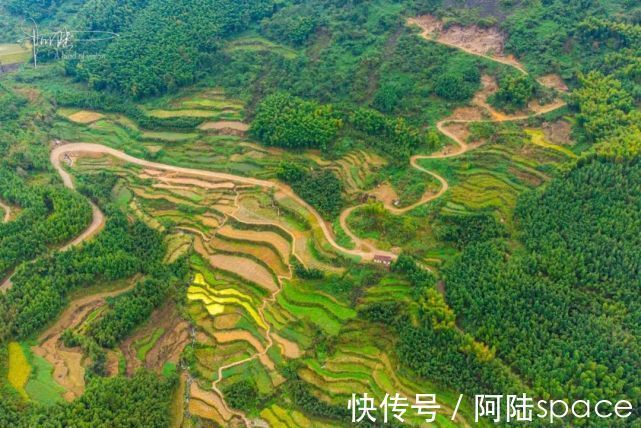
[0,44,30,66]
[3,0,639,425]
[61,145,482,425]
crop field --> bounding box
[307,150,386,195]
[0,44,30,65]
[225,35,299,59]
[418,124,569,224]
[61,140,484,424]
[7,342,31,399]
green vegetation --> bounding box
[0,170,92,277]
[23,346,65,405]
[251,92,342,150]
[135,328,165,361]
[1,0,641,425]
[277,162,343,218]
[0,371,176,427]
[69,0,274,98]
[488,72,535,112]
[445,158,641,412]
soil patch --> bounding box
[370,182,399,207]
[199,121,249,132]
[190,383,232,424]
[542,120,573,145]
[208,252,279,293]
[537,74,569,92]
[408,15,525,71]
[214,313,242,330]
[120,301,190,375]
[271,333,302,359]
[32,283,134,401]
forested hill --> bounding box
[445,155,641,411]
[1,0,641,426]
[69,0,275,98]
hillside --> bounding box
[0,0,640,426]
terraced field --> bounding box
[0,44,30,67]
[225,35,299,59]
[307,150,386,196]
[42,16,571,425]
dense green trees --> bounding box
[70,0,275,97]
[434,59,481,102]
[224,380,260,411]
[5,0,62,21]
[89,254,187,348]
[433,212,505,249]
[0,169,92,279]
[349,107,437,161]
[261,3,319,46]
[573,71,638,143]
[359,255,524,398]
[75,0,149,34]
[277,162,343,219]
[445,157,641,410]
[0,210,163,340]
[0,371,176,427]
[251,92,342,150]
[488,72,536,112]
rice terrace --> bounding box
[1,0,640,427]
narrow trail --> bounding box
[0,200,10,223]
[51,151,106,250]
[193,191,296,426]
[338,24,568,255]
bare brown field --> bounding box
[33,283,134,401]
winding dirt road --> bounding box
[51,144,395,262]
[49,17,568,268]
[45,22,567,426]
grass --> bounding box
[135,328,166,361]
[332,219,356,250]
[7,342,31,399]
[112,185,133,209]
[146,109,222,118]
[276,294,343,336]
[180,98,244,110]
[281,282,356,321]
[226,35,299,60]
[162,362,177,377]
[142,131,198,142]
[24,348,65,405]
[526,128,577,158]
[0,44,30,65]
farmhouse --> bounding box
[373,254,393,267]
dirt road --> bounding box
[51,144,395,262]
[0,200,10,223]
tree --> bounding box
[488,73,535,111]
[251,92,342,150]
[573,71,635,143]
